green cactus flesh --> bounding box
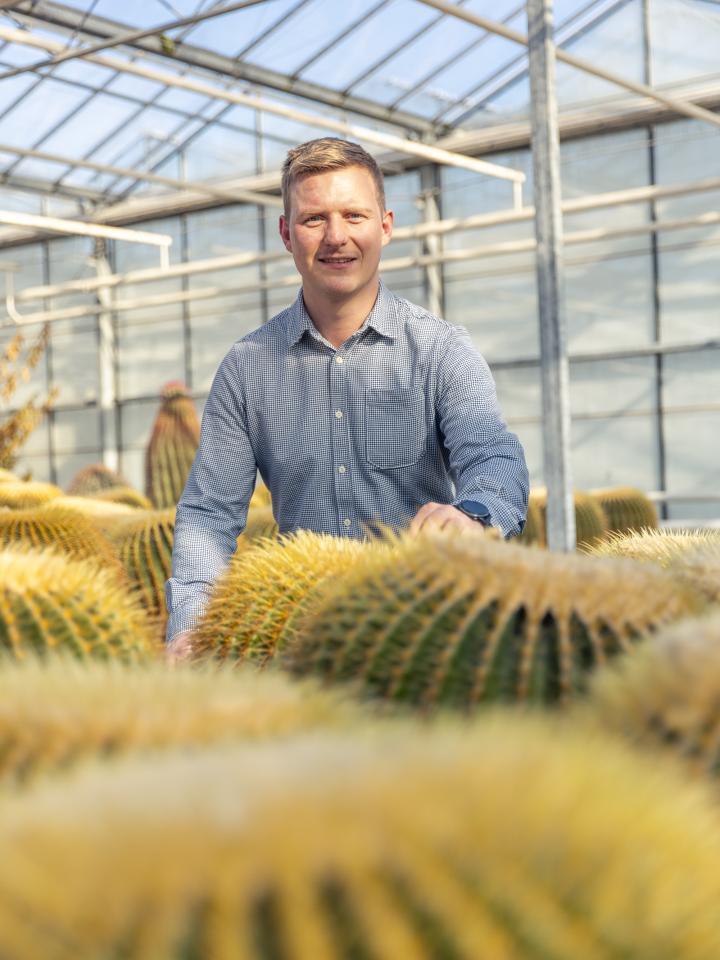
[0,549,154,663]
[590,486,659,534]
[284,534,704,709]
[0,720,719,958]
[145,382,200,509]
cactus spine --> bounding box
[285,534,704,709]
[145,381,200,508]
[0,549,154,662]
[193,532,369,665]
[590,485,658,534]
[0,721,719,958]
[586,528,720,566]
[67,463,125,495]
[0,481,62,510]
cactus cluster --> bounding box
[0,549,154,663]
[590,485,658,534]
[193,532,370,665]
[285,533,704,709]
[0,481,62,510]
[0,657,361,785]
[67,463,125,496]
[0,720,718,958]
[529,487,608,548]
[145,381,200,509]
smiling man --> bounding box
[166,137,529,656]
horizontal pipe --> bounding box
[0,209,173,247]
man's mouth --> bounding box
[319,256,356,264]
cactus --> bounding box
[668,540,720,604]
[67,463,125,495]
[284,533,704,710]
[517,494,545,546]
[590,485,658,534]
[0,467,18,484]
[0,506,125,579]
[240,504,279,546]
[145,381,200,509]
[586,528,720,566]
[88,486,153,510]
[0,481,62,510]
[581,613,720,784]
[530,487,608,548]
[250,480,272,509]
[0,549,154,663]
[116,509,176,626]
[193,532,369,665]
[0,720,719,958]
[0,658,362,785]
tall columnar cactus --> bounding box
[581,613,720,784]
[193,532,370,666]
[116,509,175,626]
[530,487,608,549]
[587,528,720,567]
[0,507,125,579]
[590,485,659,534]
[0,481,62,510]
[284,533,704,709]
[145,381,200,509]
[0,720,719,958]
[0,549,154,662]
[67,463,125,496]
[0,658,361,785]
[88,486,153,510]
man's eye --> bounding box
[347,213,365,221]
[305,215,323,223]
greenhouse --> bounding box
[0,1,720,956]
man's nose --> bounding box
[324,215,348,246]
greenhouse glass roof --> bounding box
[0,0,717,214]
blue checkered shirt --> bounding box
[166,282,529,640]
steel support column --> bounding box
[94,251,120,472]
[528,0,576,551]
[419,166,444,317]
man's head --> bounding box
[281,138,386,217]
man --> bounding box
[166,137,528,656]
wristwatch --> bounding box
[455,500,492,525]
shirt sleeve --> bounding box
[436,326,529,538]
[165,346,258,641]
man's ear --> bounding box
[381,209,394,247]
[279,214,292,253]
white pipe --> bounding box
[0,25,525,185]
[0,209,173,248]
[4,209,718,326]
[415,0,720,130]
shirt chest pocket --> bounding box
[365,388,426,469]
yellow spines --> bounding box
[586,528,720,566]
[285,532,704,708]
[0,658,361,785]
[581,613,720,784]
[0,481,62,509]
[239,504,279,546]
[590,485,659,534]
[249,480,272,508]
[87,486,153,510]
[529,487,609,548]
[0,467,18,483]
[0,549,154,662]
[145,381,200,509]
[67,462,125,495]
[0,506,125,579]
[0,720,719,958]
[517,493,545,545]
[116,509,175,627]
[194,531,369,665]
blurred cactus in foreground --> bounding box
[0,467,17,483]
[193,532,369,666]
[145,381,200,509]
[0,658,361,785]
[0,481,62,510]
[0,324,56,470]
[590,485,658,534]
[586,528,720,566]
[0,549,154,662]
[0,720,718,958]
[285,533,704,709]
[67,462,125,495]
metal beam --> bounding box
[0,24,526,184]
[10,0,437,134]
[0,141,282,207]
[415,0,720,129]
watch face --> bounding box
[459,500,491,521]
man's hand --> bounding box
[408,502,484,537]
[165,630,194,664]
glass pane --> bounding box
[52,407,101,454]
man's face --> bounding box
[279,165,393,306]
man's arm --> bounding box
[435,327,529,538]
[165,347,258,643]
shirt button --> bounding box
[343,518,352,528]
[335,409,343,419]
[338,465,346,474]
[335,356,344,364]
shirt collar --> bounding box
[285,280,400,348]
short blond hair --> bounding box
[281,138,386,216]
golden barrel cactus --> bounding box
[586,528,720,566]
[194,531,369,666]
[116,509,175,625]
[285,533,704,709]
[145,381,200,509]
[590,485,658,534]
[0,481,62,510]
[67,463,125,495]
[530,487,608,549]
[0,720,718,958]
[0,549,154,662]
[87,486,153,510]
